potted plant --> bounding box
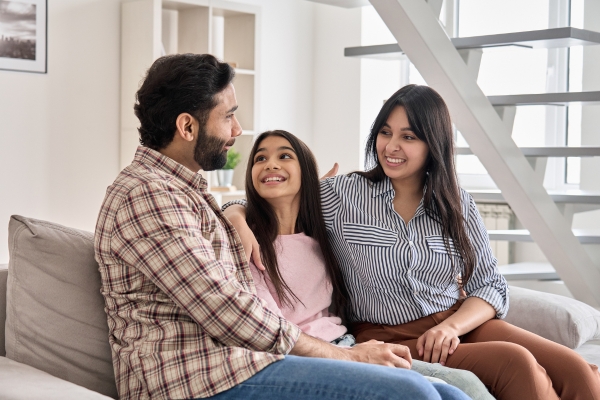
[217,148,241,187]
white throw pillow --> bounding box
[505,286,600,349]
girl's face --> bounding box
[376,106,429,186]
[251,135,302,205]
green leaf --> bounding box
[223,148,241,169]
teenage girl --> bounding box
[226,85,600,400]
[241,129,491,400]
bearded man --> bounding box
[94,53,467,400]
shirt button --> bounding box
[409,241,414,246]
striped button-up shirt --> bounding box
[94,146,301,399]
[320,174,508,325]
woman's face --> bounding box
[251,135,302,205]
[376,106,429,185]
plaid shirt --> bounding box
[94,146,301,399]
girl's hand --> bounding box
[223,205,264,270]
[416,324,460,366]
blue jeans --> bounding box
[207,355,470,400]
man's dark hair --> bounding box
[134,53,235,150]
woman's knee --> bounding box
[500,342,537,366]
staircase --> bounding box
[311,0,600,305]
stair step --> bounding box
[488,229,600,244]
[306,0,369,8]
[488,91,600,106]
[457,146,600,157]
[498,262,559,281]
[345,27,600,59]
[470,189,600,204]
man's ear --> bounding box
[174,113,197,142]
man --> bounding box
[95,53,468,399]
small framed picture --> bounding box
[0,0,47,73]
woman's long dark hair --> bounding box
[356,84,476,287]
[245,130,348,318]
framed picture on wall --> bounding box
[0,0,47,73]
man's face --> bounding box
[194,83,243,171]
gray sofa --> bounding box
[1,215,600,399]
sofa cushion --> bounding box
[0,356,112,400]
[6,216,117,398]
[0,264,7,357]
[505,285,600,349]
[575,340,600,366]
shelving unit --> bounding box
[121,0,260,197]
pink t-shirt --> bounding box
[249,233,347,342]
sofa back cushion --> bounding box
[506,285,600,349]
[0,264,7,357]
[6,215,117,398]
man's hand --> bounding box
[416,325,460,366]
[347,339,412,369]
[223,204,264,270]
[290,334,411,370]
[320,163,339,180]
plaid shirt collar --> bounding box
[133,145,208,191]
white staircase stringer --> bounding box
[369,0,600,306]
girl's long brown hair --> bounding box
[356,85,476,288]
[245,130,349,318]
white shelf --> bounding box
[235,68,255,75]
[209,190,246,207]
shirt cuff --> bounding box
[221,199,247,212]
[273,318,303,355]
[468,286,509,320]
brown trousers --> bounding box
[352,302,600,400]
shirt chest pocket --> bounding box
[343,222,397,247]
[425,235,461,258]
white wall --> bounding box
[0,0,122,263]
[311,4,362,175]
[231,0,317,146]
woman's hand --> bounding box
[223,204,264,270]
[320,163,339,180]
[416,324,460,366]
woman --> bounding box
[226,85,600,400]
[241,129,490,399]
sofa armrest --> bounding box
[0,356,113,399]
[0,264,7,357]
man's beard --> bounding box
[193,127,235,171]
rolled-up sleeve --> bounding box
[463,193,509,319]
[112,182,301,354]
